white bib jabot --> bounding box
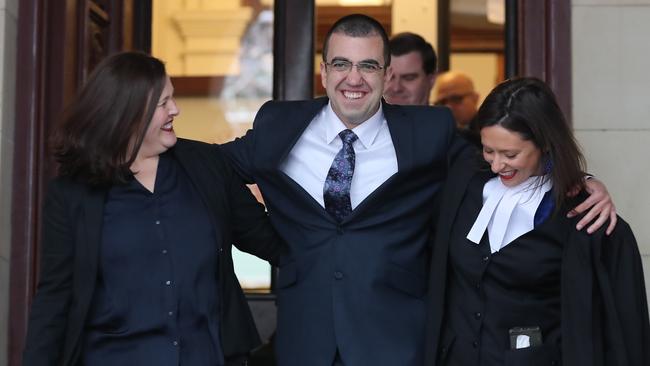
[466,175,553,253]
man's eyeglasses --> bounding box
[434,93,471,106]
[325,60,385,74]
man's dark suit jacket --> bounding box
[425,157,650,366]
[22,139,285,366]
[223,97,457,366]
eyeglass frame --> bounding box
[323,58,386,74]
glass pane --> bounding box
[151,0,274,292]
[445,0,505,104]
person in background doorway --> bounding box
[384,32,437,106]
[434,71,480,130]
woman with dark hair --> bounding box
[22,52,285,366]
[425,77,649,365]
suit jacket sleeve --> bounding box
[221,100,278,184]
[221,127,256,184]
[23,180,75,366]
[209,144,286,266]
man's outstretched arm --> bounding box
[568,178,617,235]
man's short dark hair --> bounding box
[389,32,437,75]
[322,14,391,67]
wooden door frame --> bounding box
[7,2,570,364]
[438,0,571,123]
[517,0,572,123]
[8,1,131,365]
[9,1,72,363]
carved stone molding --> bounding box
[172,7,253,75]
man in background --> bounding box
[383,32,437,106]
[384,33,479,131]
[434,70,479,130]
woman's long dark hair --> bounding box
[51,51,167,186]
[476,77,586,210]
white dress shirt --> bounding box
[466,175,553,253]
[280,102,398,209]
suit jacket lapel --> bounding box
[338,102,411,223]
[427,159,484,353]
[383,101,413,174]
[269,97,329,170]
[265,98,337,222]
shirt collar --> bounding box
[323,102,385,149]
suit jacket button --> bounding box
[334,271,344,280]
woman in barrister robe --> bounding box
[23,52,285,366]
[425,77,650,366]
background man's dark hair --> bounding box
[389,32,437,74]
[322,14,391,67]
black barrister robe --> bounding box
[424,156,650,366]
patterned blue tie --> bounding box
[324,129,358,222]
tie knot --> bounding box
[339,129,358,145]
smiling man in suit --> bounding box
[222,14,615,366]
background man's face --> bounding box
[435,77,479,128]
[384,51,435,106]
[321,33,391,128]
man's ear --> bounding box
[384,65,394,84]
[427,73,437,90]
[469,91,480,106]
[320,62,327,89]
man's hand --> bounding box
[566,178,617,235]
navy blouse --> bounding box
[83,153,225,366]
